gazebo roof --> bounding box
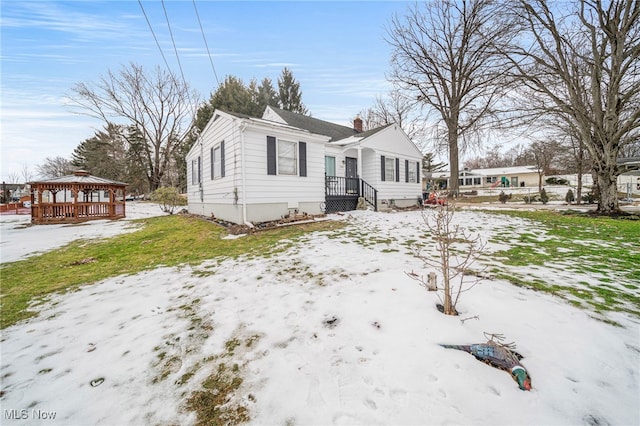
[30,170,127,186]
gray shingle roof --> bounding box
[267,107,360,141]
[223,107,393,142]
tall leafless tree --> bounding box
[70,63,198,191]
[357,89,429,146]
[6,172,21,184]
[387,0,515,196]
[20,164,34,184]
[505,0,640,214]
[36,157,74,179]
[527,139,563,191]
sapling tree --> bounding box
[408,200,486,315]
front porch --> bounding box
[324,176,377,213]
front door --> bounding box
[345,157,358,194]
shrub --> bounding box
[565,189,575,204]
[582,192,598,204]
[540,188,549,204]
[498,191,510,204]
[150,187,187,214]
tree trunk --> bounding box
[448,118,460,197]
[594,161,620,213]
[576,141,584,204]
[576,170,583,205]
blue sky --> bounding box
[1,0,410,182]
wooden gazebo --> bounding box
[29,170,127,224]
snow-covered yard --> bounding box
[1,203,638,425]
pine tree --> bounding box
[256,77,279,113]
[278,67,308,115]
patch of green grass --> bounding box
[0,215,345,329]
[186,362,249,426]
[488,210,640,318]
[186,334,261,425]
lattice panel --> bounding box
[325,197,358,213]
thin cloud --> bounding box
[2,2,146,42]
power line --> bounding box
[137,0,172,72]
[161,0,188,88]
[192,0,220,88]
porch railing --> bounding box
[360,179,378,210]
[325,176,378,212]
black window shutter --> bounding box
[267,136,276,175]
[299,142,307,177]
[395,158,400,182]
[405,159,409,183]
[220,141,225,177]
[416,161,421,183]
[210,147,214,180]
[380,155,386,181]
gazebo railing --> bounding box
[32,202,125,223]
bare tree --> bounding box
[505,0,640,214]
[408,201,486,315]
[527,139,562,191]
[357,90,429,147]
[70,63,198,191]
[6,172,21,184]
[36,157,74,179]
[387,0,515,196]
[21,164,34,183]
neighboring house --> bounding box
[185,107,423,224]
[426,166,542,191]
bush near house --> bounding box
[498,191,511,204]
[150,187,187,214]
[540,188,549,204]
[565,189,575,204]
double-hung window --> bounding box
[267,136,307,177]
[210,141,225,180]
[408,161,417,183]
[191,157,201,185]
[385,157,395,182]
[278,140,297,175]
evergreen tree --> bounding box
[256,77,279,113]
[71,123,128,181]
[210,75,255,117]
[278,67,308,115]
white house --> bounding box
[185,107,423,224]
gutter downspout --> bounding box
[239,121,254,228]
[199,138,204,216]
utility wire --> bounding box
[137,0,172,73]
[192,0,220,87]
[161,0,189,89]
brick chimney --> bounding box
[353,115,363,133]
